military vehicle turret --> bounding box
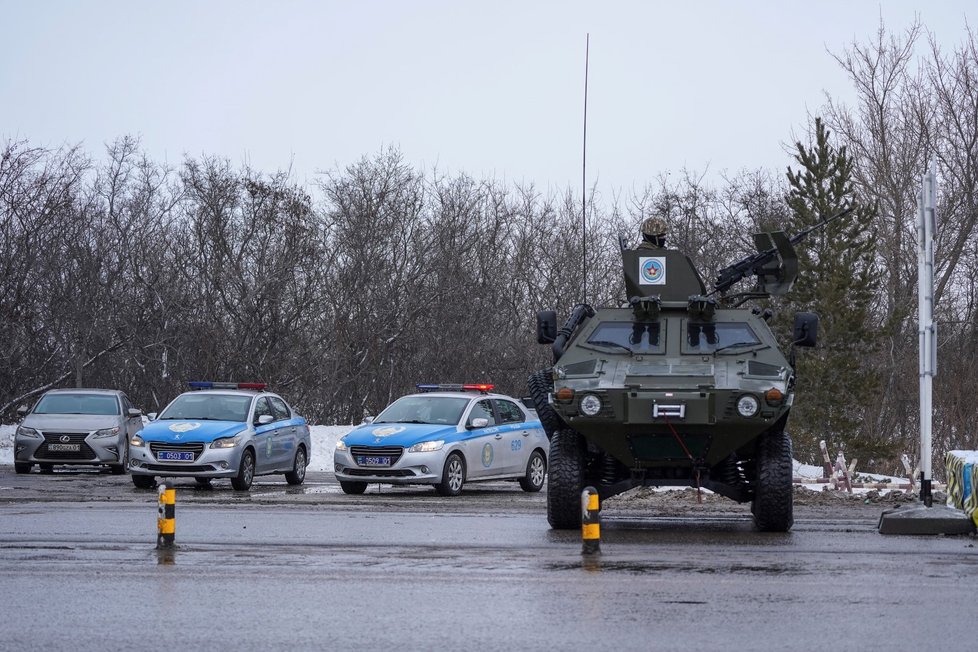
[529,210,849,531]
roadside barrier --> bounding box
[157,484,176,549]
[581,486,600,555]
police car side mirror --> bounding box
[361,416,374,424]
[468,417,489,429]
[256,414,275,426]
[147,412,158,421]
[16,404,28,417]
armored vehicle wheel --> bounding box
[527,369,560,439]
[340,480,368,495]
[131,474,155,489]
[547,428,586,529]
[752,429,794,532]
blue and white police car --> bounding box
[129,382,311,491]
[334,383,548,495]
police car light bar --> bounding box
[416,383,495,393]
[188,381,268,390]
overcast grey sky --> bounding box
[2,1,973,195]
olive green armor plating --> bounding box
[530,214,842,532]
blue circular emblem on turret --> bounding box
[641,258,665,284]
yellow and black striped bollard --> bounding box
[581,486,600,555]
[157,484,176,549]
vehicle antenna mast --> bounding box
[581,33,590,304]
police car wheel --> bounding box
[231,449,256,491]
[285,446,307,485]
[339,480,367,495]
[519,451,547,492]
[132,474,155,489]
[435,453,465,496]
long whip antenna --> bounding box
[582,33,590,304]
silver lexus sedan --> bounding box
[14,388,144,474]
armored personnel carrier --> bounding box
[529,213,846,531]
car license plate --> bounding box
[356,455,392,467]
[157,451,195,462]
[48,443,80,452]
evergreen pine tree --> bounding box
[780,117,888,466]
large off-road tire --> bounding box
[527,369,561,439]
[131,474,155,489]
[547,428,586,529]
[339,480,368,494]
[751,429,794,532]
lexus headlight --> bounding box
[130,434,145,447]
[16,425,41,438]
[409,440,444,453]
[210,435,242,449]
[335,438,348,451]
[579,394,602,416]
[736,395,760,417]
[93,427,120,439]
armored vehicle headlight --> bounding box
[764,387,784,405]
[556,387,575,402]
[580,394,602,416]
[736,395,760,417]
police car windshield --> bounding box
[34,393,119,415]
[374,396,469,425]
[159,394,253,422]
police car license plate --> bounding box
[48,443,80,452]
[157,451,195,462]
[356,455,391,467]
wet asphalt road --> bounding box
[1,468,976,651]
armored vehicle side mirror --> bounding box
[469,417,489,429]
[793,312,819,347]
[127,408,142,418]
[16,404,28,417]
[536,310,557,344]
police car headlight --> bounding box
[579,394,602,416]
[93,427,120,439]
[736,395,760,417]
[335,438,348,451]
[211,435,242,449]
[409,440,444,453]
[130,434,145,447]
[16,426,41,439]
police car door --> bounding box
[252,397,277,473]
[465,399,499,479]
[492,398,529,475]
[269,396,296,470]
